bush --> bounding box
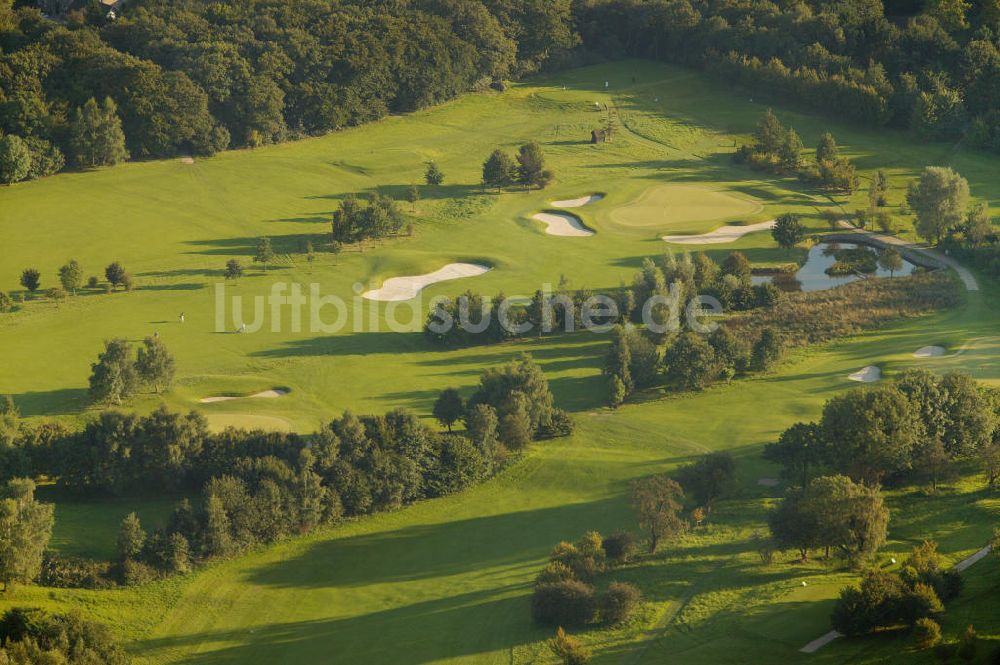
[898,583,943,626]
[914,617,942,650]
[532,580,597,626]
[602,531,637,564]
[548,626,592,665]
[536,561,575,585]
[120,558,159,587]
[538,408,575,439]
[39,554,115,589]
[600,581,642,624]
[87,276,99,288]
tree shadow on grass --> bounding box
[11,388,89,417]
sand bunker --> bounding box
[662,220,775,245]
[913,346,946,358]
[362,263,490,302]
[848,366,881,383]
[532,212,595,237]
[551,194,604,208]
[179,156,194,164]
[200,389,289,404]
[757,478,780,487]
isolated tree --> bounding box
[868,169,890,209]
[753,109,785,154]
[482,149,516,192]
[255,236,275,271]
[58,259,83,294]
[104,262,127,289]
[914,439,954,493]
[517,141,553,189]
[771,213,805,251]
[224,258,243,281]
[778,128,803,170]
[406,185,420,206]
[548,626,591,665]
[807,475,889,559]
[135,336,175,393]
[88,338,138,405]
[815,132,839,163]
[878,248,903,277]
[19,268,40,294]
[305,240,316,271]
[768,486,822,561]
[433,388,465,432]
[424,161,444,186]
[906,166,970,244]
[0,292,13,314]
[0,478,54,591]
[676,452,736,512]
[630,474,687,553]
[69,97,129,168]
[965,202,993,246]
[0,135,31,184]
[117,512,146,561]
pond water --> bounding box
[752,242,917,293]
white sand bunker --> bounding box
[662,220,775,245]
[362,263,491,302]
[532,212,595,237]
[200,388,289,404]
[179,156,194,164]
[848,366,881,383]
[551,194,604,208]
[913,346,946,358]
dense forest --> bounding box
[2,0,1000,183]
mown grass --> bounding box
[0,59,998,665]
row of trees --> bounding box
[573,0,1000,147]
[765,370,998,488]
[0,0,578,178]
[5,260,134,310]
[1,356,572,587]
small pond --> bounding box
[752,242,917,293]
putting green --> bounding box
[609,184,764,231]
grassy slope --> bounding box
[0,60,998,664]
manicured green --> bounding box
[1,60,999,665]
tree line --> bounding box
[0,356,571,588]
[0,0,577,183]
[1,259,135,314]
[574,0,1000,152]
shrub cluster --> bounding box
[0,608,130,664]
[831,542,962,636]
[532,531,642,627]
